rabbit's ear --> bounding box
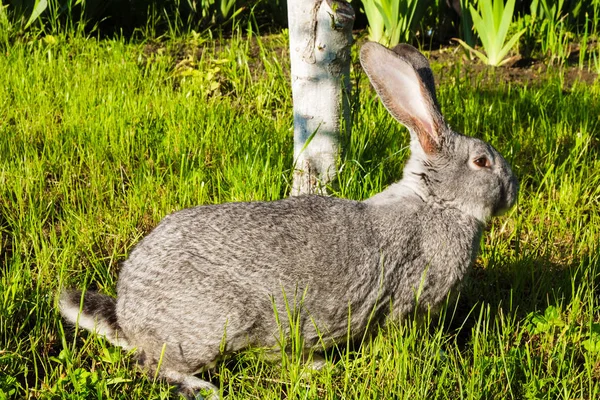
[390,44,440,111]
[360,42,446,155]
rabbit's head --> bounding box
[360,42,518,222]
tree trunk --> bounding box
[287,0,355,195]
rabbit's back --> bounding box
[118,195,377,291]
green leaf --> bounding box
[497,0,517,49]
[25,0,48,29]
[496,28,525,66]
[455,38,490,65]
[106,377,133,385]
[544,305,561,321]
[582,337,600,354]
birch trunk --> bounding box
[287,0,355,195]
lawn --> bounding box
[1,29,599,399]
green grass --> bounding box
[1,30,599,399]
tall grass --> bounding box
[1,30,599,398]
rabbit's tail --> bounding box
[59,289,130,349]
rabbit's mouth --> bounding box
[492,175,519,216]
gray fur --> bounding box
[59,42,518,398]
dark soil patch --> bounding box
[428,45,598,88]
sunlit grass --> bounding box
[1,31,599,399]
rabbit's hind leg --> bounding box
[162,368,220,400]
[307,352,327,371]
[135,346,220,400]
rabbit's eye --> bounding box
[473,157,490,168]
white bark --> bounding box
[287,0,355,195]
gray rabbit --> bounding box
[59,42,518,399]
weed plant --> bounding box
[1,30,599,399]
[456,0,525,66]
[361,0,427,47]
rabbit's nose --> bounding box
[494,172,518,216]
